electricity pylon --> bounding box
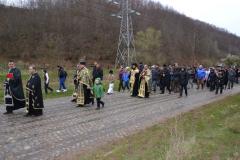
[109,0,140,67]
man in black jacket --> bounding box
[208,68,217,91]
[57,66,67,92]
[215,70,225,94]
[92,62,103,84]
[160,65,171,94]
[178,67,189,98]
[43,69,53,94]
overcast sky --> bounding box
[152,0,240,36]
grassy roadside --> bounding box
[78,94,240,160]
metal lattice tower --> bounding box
[109,0,140,67]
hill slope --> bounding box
[0,0,240,66]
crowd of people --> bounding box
[3,60,240,117]
[117,63,240,97]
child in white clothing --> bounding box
[107,70,115,94]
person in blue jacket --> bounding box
[122,67,130,91]
[196,65,206,90]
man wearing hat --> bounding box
[75,59,94,106]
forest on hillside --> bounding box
[0,0,240,66]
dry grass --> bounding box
[77,94,240,160]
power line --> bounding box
[109,0,140,67]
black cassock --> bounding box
[5,68,25,112]
[26,73,44,116]
[131,71,140,97]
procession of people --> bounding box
[2,59,240,117]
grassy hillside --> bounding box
[1,0,240,65]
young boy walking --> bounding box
[93,78,105,110]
